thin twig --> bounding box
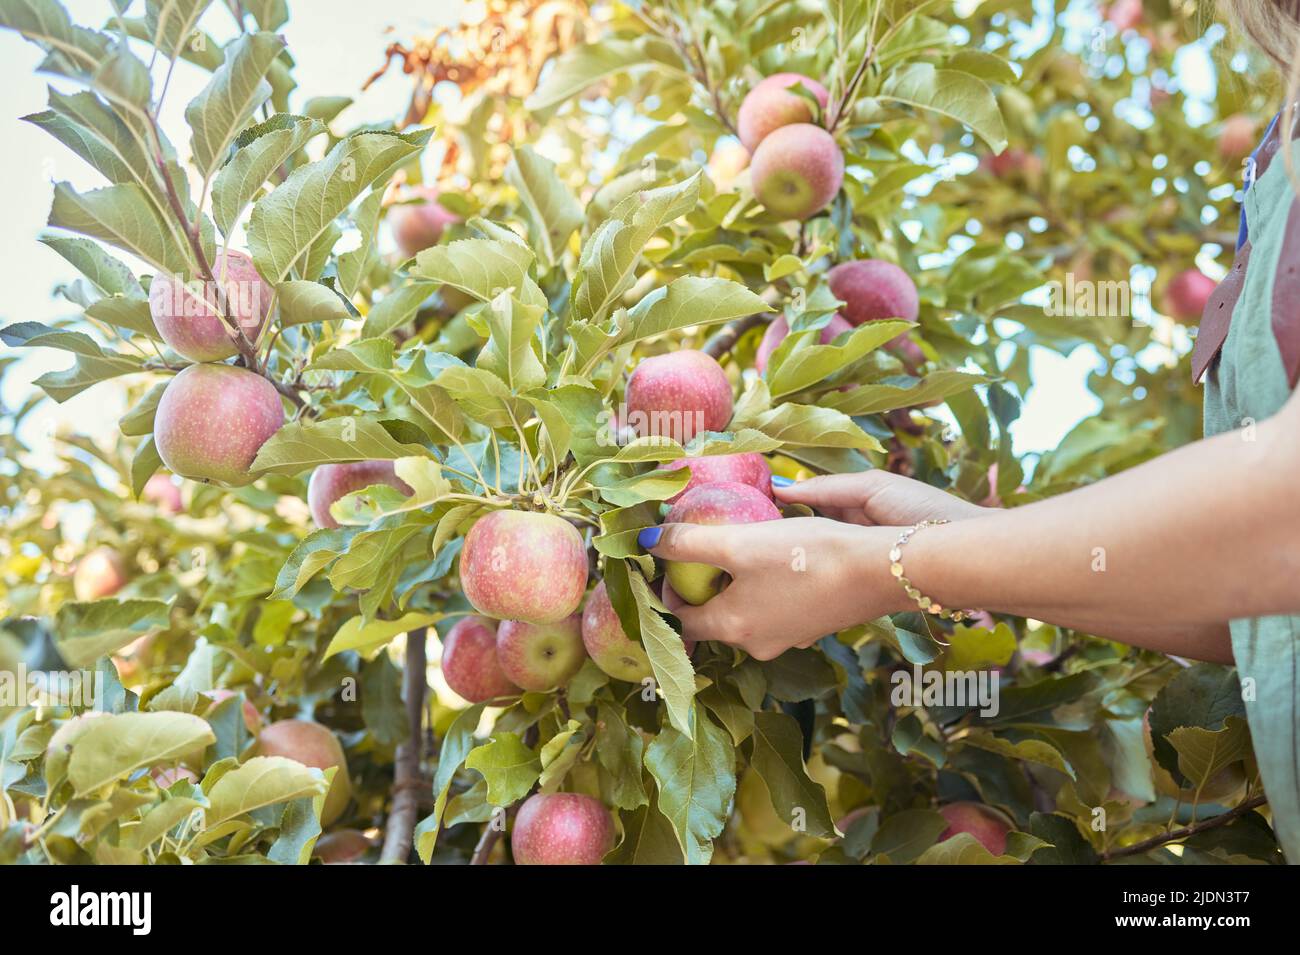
[1101,795,1268,861]
[379,627,429,864]
[703,313,769,359]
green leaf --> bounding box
[595,701,648,810]
[131,435,163,498]
[750,712,837,838]
[625,276,771,344]
[643,710,736,865]
[870,808,948,864]
[606,793,685,864]
[572,173,702,325]
[204,756,329,828]
[825,0,871,44]
[185,32,285,178]
[409,238,546,311]
[48,180,191,274]
[361,281,436,338]
[766,321,911,398]
[119,381,165,436]
[465,733,542,806]
[68,712,214,797]
[268,526,357,599]
[821,370,991,415]
[596,467,690,507]
[944,621,1016,671]
[914,831,1017,865]
[144,0,213,61]
[248,128,433,284]
[879,63,1007,153]
[250,416,430,476]
[1169,718,1252,793]
[0,0,111,77]
[417,702,486,862]
[323,612,444,659]
[505,145,582,270]
[211,113,326,236]
[0,321,144,402]
[276,279,351,327]
[39,234,144,299]
[55,597,171,667]
[751,402,883,451]
[477,295,547,392]
[960,731,1075,778]
[525,37,685,111]
[625,568,696,737]
[240,0,288,31]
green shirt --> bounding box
[1202,151,1300,863]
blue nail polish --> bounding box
[771,475,794,488]
[638,526,663,550]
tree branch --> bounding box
[1101,794,1268,861]
[703,313,769,359]
[379,627,428,864]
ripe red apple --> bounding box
[390,186,460,258]
[755,313,853,373]
[663,452,772,504]
[151,765,199,788]
[1163,268,1216,324]
[201,688,262,734]
[154,363,284,487]
[307,460,414,529]
[460,510,588,623]
[256,719,351,825]
[314,829,373,864]
[979,147,1043,180]
[149,249,272,362]
[938,802,1012,855]
[511,792,615,865]
[440,616,520,703]
[625,349,733,443]
[750,123,845,221]
[662,481,782,605]
[1219,114,1257,161]
[580,580,652,682]
[827,259,920,326]
[496,614,586,691]
[141,473,183,514]
[73,546,127,601]
[737,73,830,153]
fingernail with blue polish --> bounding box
[638,526,663,550]
[771,476,794,488]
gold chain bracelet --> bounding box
[889,520,982,623]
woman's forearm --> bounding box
[898,411,1298,637]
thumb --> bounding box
[638,522,734,569]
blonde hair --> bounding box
[1224,1,1300,192]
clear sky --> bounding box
[1,0,1209,470]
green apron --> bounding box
[1198,134,1300,863]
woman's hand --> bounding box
[639,517,909,660]
[772,470,990,526]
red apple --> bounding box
[662,481,782,605]
[151,766,199,788]
[625,349,733,443]
[73,547,127,601]
[440,616,520,703]
[737,73,830,153]
[314,829,373,864]
[1163,268,1217,324]
[154,363,284,486]
[1104,0,1143,32]
[827,259,919,326]
[938,802,1012,855]
[750,123,845,221]
[511,792,615,865]
[580,580,652,682]
[256,720,351,825]
[307,460,414,529]
[390,186,460,258]
[706,140,750,190]
[496,614,586,691]
[755,313,853,373]
[149,249,272,362]
[1219,114,1257,161]
[460,510,588,623]
[980,148,1043,180]
[142,473,183,513]
[663,452,772,504]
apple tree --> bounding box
[0,0,1281,865]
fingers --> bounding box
[773,471,885,512]
[638,522,735,570]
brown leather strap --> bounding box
[1192,242,1250,384]
[1273,201,1300,387]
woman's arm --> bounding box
[642,391,1298,662]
